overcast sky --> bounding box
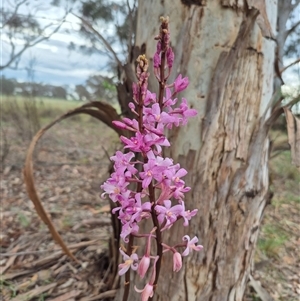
[2,1,299,89]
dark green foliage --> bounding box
[3,12,40,33]
[82,0,114,22]
[0,77,68,99]
[75,84,90,101]
[1,76,15,95]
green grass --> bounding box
[0,279,17,299]
[1,94,121,127]
[258,223,288,258]
[1,94,121,111]
[1,95,80,124]
[256,131,299,262]
[17,212,31,228]
[1,95,79,114]
[271,150,300,176]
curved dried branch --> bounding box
[23,101,125,262]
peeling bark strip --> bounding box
[284,108,300,167]
[221,0,275,39]
[246,0,275,39]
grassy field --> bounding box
[1,95,121,125]
[1,94,81,110]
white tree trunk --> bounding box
[119,1,277,300]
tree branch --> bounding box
[73,13,123,69]
[279,57,300,75]
[284,19,300,40]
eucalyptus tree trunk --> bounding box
[118,1,277,300]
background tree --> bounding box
[0,76,15,95]
[86,74,117,102]
[1,0,68,70]
[75,84,90,101]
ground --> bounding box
[1,96,299,301]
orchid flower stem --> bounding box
[158,43,166,107]
[150,19,168,292]
[122,79,146,301]
[122,234,134,301]
[148,182,163,289]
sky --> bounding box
[1,1,299,89]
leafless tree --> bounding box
[1,0,68,70]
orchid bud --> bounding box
[138,255,151,279]
[112,121,128,129]
[174,74,189,93]
[129,102,135,110]
[153,52,161,68]
[166,47,174,68]
[156,41,162,53]
[173,252,182,272]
